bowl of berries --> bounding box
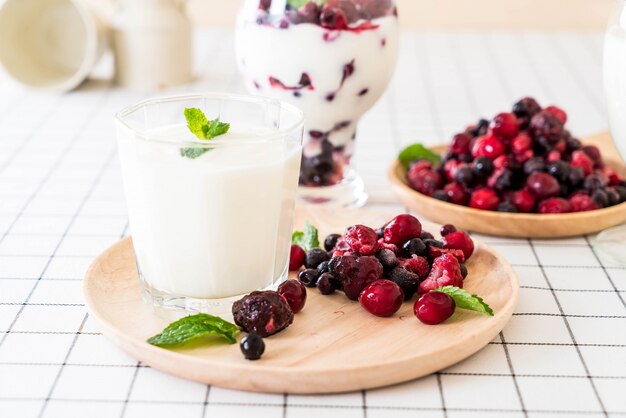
[388,98,626,238]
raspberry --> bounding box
[511,131,533,154]
[472,134,506,160]
[428,246,465,264]
[408,169,443,196]
[603,166,623,186]
[490,112,519,139]
[344,225,379,255]
[529,110,563,142]
[442,230,475,260]
[469,188,500,211]
[537,198,572,214]
[544,105,567,124]
[547,150,561,162]
[418,254,464,295]
[377,238,400,255]
[383,214,423,247]
[400,255,430,279]
[569,193,600,212]
[509,190,536,213]
[571,150,594,176]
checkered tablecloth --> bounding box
[0,29,624,418]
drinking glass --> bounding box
[235,0,399,207]
[600,1,626,265]
[115,93,304,314]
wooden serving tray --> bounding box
[84,207,518,394]
[388,132,626,238]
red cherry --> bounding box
[537,198,572,214]
[414,292,456,325]
[544,105,567,124]
[383,214,423,246]
[510,190,536,213]
[490,112,519,139]
[569,193,600,212]
[444,182,469,205]
[289,245,305,271]
[277,280,307,313]
[442,230,475,260]
[571,150,594,176]
[526,172,560,199]
[469,188,500,211]
[359,279,404,317]
[449,133,472,156]
[581,145,603,168]
[511,131,533,154]
[472,134,506,160]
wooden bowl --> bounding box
[388,132,626,238]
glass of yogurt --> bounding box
[115,93,304,314]
[600,1,626,266]
[235,0,399,207]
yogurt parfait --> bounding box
[115,94,304,314]
[236,0,399,206]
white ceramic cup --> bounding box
[0,0,107,92]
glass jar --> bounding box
[235,0,399,206]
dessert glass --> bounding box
[600,1,626,265]
[235,0,399,207]
[115,93,304,314]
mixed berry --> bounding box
[404,98,626,213]
[289,214,492,325]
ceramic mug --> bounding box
[0,0,108,92]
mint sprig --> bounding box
[398,143,441,169]
[291,221,319,251]
[181,108,230,159]
[147,313,238,347]
[434,285,494,316]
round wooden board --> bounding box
[84,207,519,394]
[388,132,626,238]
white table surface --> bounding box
[0,29,624,418]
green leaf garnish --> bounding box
[147,313,238,347]
[181,108,230,159]
[434,285,494,316]
[398,143,441,169]
[287,0,326,8]
[291,221,319,251]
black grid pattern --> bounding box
[0,29,625,418]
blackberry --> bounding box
[375,249,398,271]
[388,267,420,301]
[323,234,341,252]
[304,248,330,269]
[402,238,427,257]
[458,154,473,163]
[232,291,293,337]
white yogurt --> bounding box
[117,125,302,299]
[604,22,626,161]
[235,15,399,153]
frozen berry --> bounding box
[376,248,398,271]
[510,190,536,213]
[490,112,519,139]
[298,269,319,288]
[544,105,567,124]
[512,97,541,118]
[488,168,514,192]
[568,166,585,187]
[444,182,469,205]
[288,244,306,272]
[414,292,456,325]
[359,279,404,317]
[511,132,533,154]
[317,260,330,275]
[320,4,350,29]
[459,263,468,278]
[454,166,476,188]
[324,234,341,251]
[442,230,474,260]
[497,201,518,212]
[304,248,330,269]
[420,231,435,240]
[402,238,427,257]
[424,238,443,249]
[240,334,265,360]
[569,193,600,212]
[449,133,472,156]
[344,225,379,255]
[472,134,506,160]
[409,169,443,196]
[581,145,603,168]
[440,224,457,237]
[277,280,307,314]
[401,255,430,279]
[432,190,449,202]
[526,172,560,199]
[583,174,607,191]
[419,254,463,294]
[342,256,383,300]
[571,150,594,176]
[523,157,546,175]
[383,214,422,247]
[473,156,494,176]
[537,198,572,214]
[469,188,500,211]
[592,189,609,208]
[328,255,358,283]
[530,110,563,142]
[547,161,570,183]
[316,272,336,295]
[388,267,420,300]
[233,291,294,337]
[466,118,490,137]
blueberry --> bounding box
[458,154,473,163]
[424,239,443,249]
[317,260,330,275]
[614,186,626,203]
[460,263,468,279]
[304,248,330,269]
[523,157,546,175]
[298,269,319,287]
[375,249,398,271]
[473,157,494,176]
[240,334,265,360]
[546,161,570,183]
[592,189,609,208]
[316,272,336,295]
[420,231,435,240]
[584,175,604,191]
[494,169,514,192]
[497,201,518,212]
[402,238,427,257]
[607,189,621,206]
[568,166,585,187]
[432,190,450,202]
[468,118,489,137]
[454,166,476,188]
[323,234,341,251]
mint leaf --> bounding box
[287,0,323,7]
[398,143,441,169]
[434,286,494,316]
[179,147,210,159]
[291,221,319,251]
[204,118,230,139]
[147,313,238,347]
[184,108,209,140]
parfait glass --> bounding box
[235,0,399,207]
[600,0,626,265]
